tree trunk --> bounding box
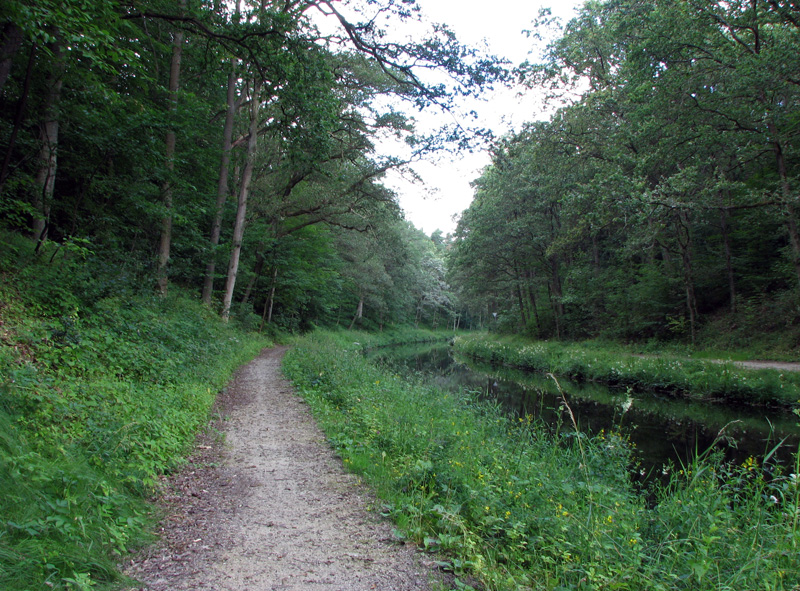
[772,136,800,290]
[202,58,240,305]
[676,210,698,344]
[547,281,562,340]
[760,80,800,288]
[222,77,261,320]
[348,294,363,330]
[157,16,185,294]
[259,266,278,331]
[241,242,265,305]
[719,207,737,313]
[266,266,278,325]
[785,203,800,291]
[548,256,564,338]
[32,40,64,245]
[525,269,542,335]
[516,280,528,329]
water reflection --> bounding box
[366,343,800,477]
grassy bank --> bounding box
[284,331,800,591]
[0,241,268,590]
[453,334,800,408]
[303,326,452,351]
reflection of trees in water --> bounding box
[368,343,800,475]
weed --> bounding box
[285,331,800,591]
[0,251,269,590]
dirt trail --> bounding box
[124,347,434,591]
[630,354,800,372]
[729,359,800,372]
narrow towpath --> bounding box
[630,354,800,372]
[730,359,800,372]
[124,347,434,591]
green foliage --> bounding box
[453,334,800,408]
[0,251,269,590]
[449,0,800,346]
[285,331,800,590]
[0,0,501,334]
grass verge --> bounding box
[284,331,800,591]
[0,242,269,590]
[453,334,800,408]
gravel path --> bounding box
[124,347,435,591]
[630,354,800,372]
[730,360,800,372]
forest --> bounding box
[2,1,800,589]
[1,0,799,351]
[0,0,496,333]
[449,0,800,350]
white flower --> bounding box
[621,397,634,414]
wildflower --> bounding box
[620,397,634,414]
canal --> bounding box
[366,342,800,479]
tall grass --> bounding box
[284,331,800,590]
[0,243,269,590]
[454,334,800,407]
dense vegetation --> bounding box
[0,0,492,331]
[448,0,800,349]
[2,0,800,588]
[285,332,800,591]
[3,0,800,346]
[0,235,268,589]
[0,2,491,588]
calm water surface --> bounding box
[366,343,800,478]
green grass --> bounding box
[283,331,800,591]
[453,334,800,408]
[299,326,452,351]
[0,237,269,590]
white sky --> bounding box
[383,0,584,236]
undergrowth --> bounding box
[453,334,800,408]
[284,331,800,591]
[0,235,269,590]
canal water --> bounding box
[366,342,800,479]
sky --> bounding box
[383,0,584,236]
